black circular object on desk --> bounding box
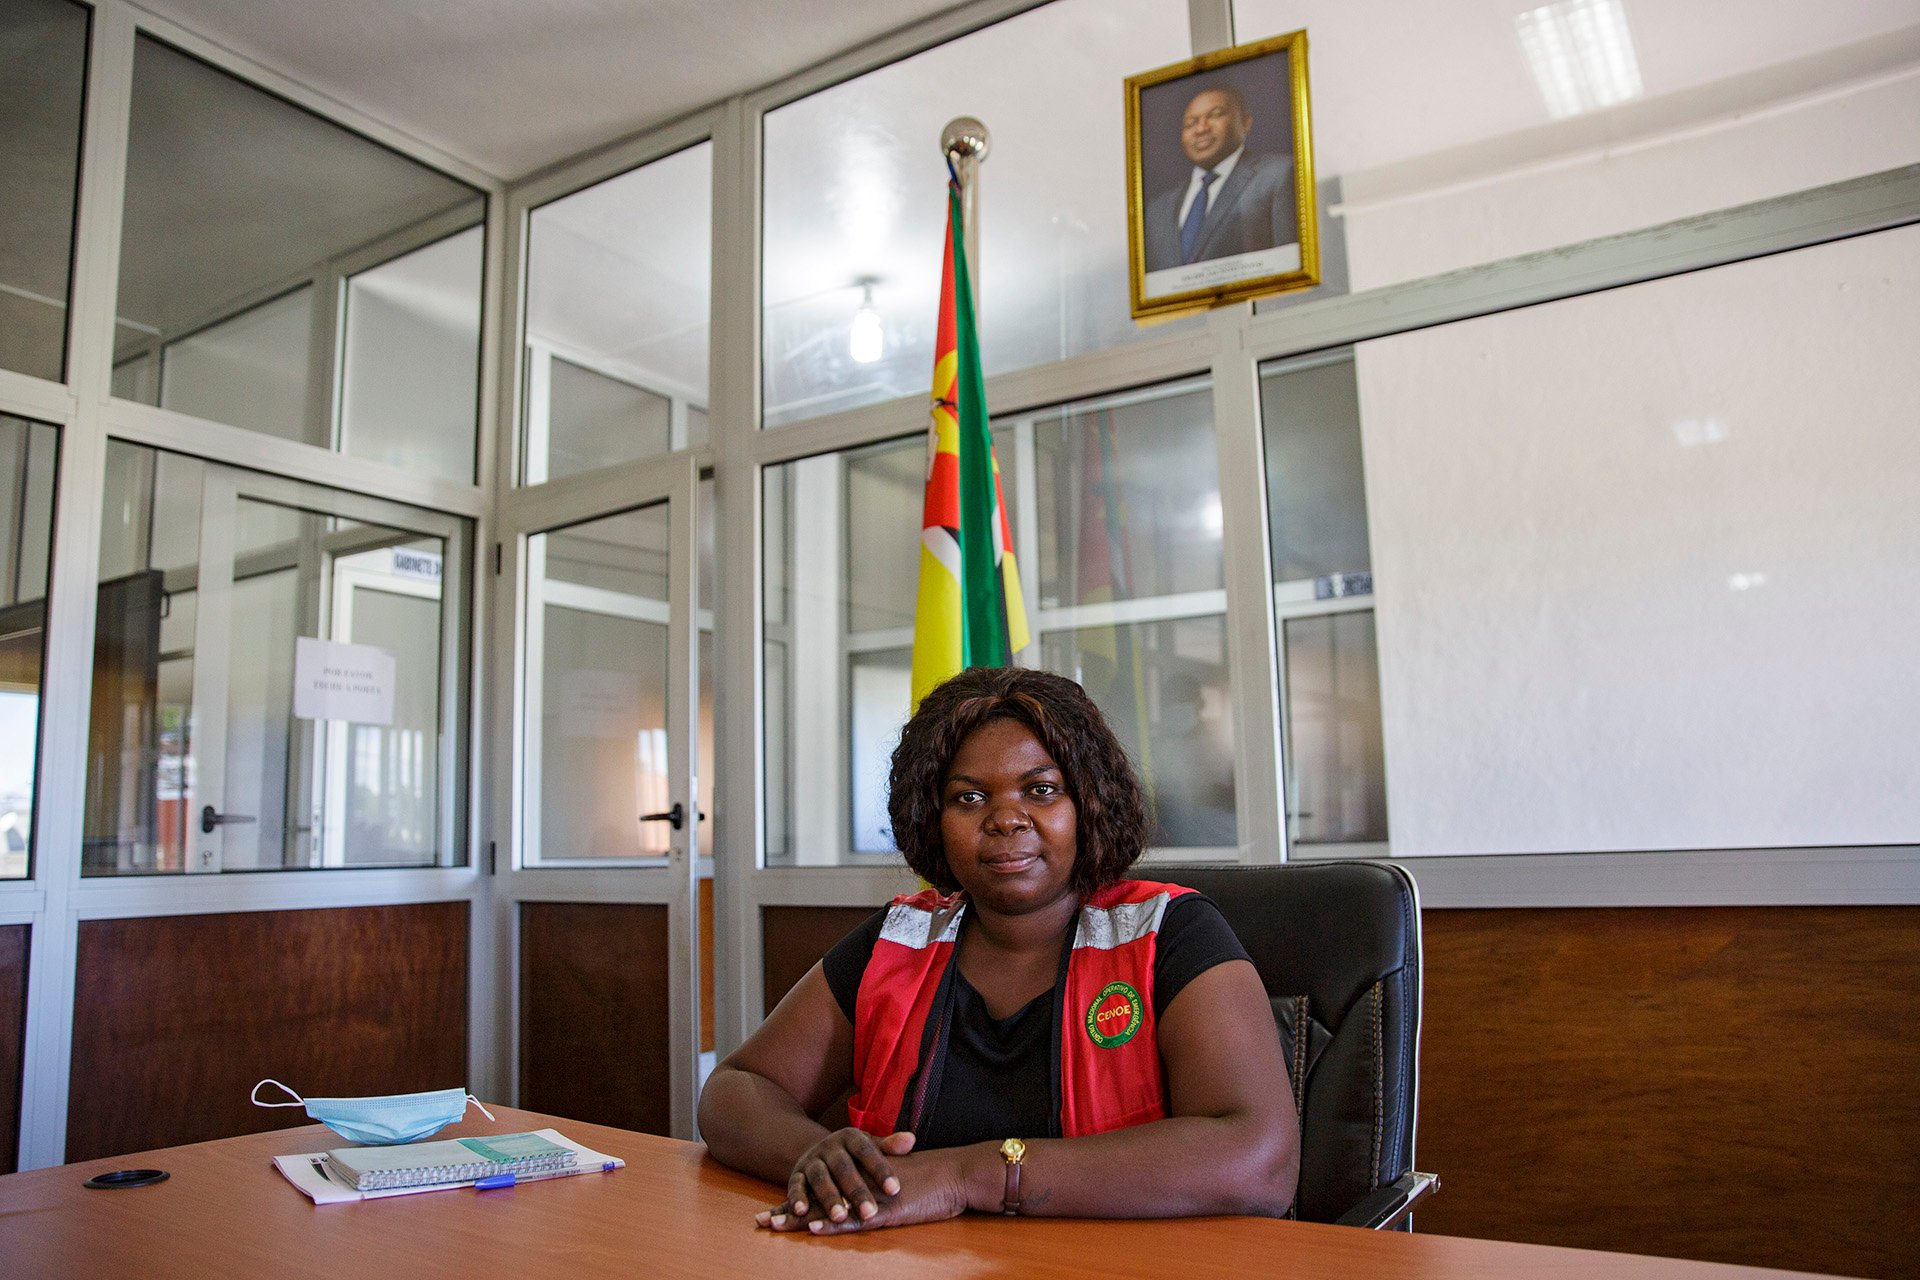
[83,1168,169,1190]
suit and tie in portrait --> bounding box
[1143,85,1298,273]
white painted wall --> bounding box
[1359,223,1920,855]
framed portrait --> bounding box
[1124,30,1318,320]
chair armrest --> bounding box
[1333,1171,1440,1230]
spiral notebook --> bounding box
[323,1131,576,1191]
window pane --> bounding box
[84,442,468,874]
[850,647,912,854]
[1042,617,1237,849]
[1261,349,1386,852]
[526,506,671,862]
[160,287,315,440]
[1282,611,1387,845]
[763,638,791,865]
[762,454,854,865]
[844,426,1024,637]
[762,0,1196,427]
[87,443,191,874]
[0,415,59,879]
[765,380,1233,865]
[313,537,450,867]
[520,488,713,863]
[0,0,88,382]
[845,439,926,635]
[1033,382,1220,607]
[111,354,157,403]
[544,358,672,479]
[339,227,484,481]
[1262,352,1371,584]
[117,36,484,471]
[524,143,711,482]
[1231,0,1920,301]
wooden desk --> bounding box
[0,1106,1834,1279]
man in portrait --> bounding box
[1143,82,1297,273]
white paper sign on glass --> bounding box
[292,636,397,726]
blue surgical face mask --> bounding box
[252,1079,494,1145]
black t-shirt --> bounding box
[821,893,1250,1149]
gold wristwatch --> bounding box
[998,1138,1026,1216]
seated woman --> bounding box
[699,666,1299,1233]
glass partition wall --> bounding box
[726,0,1920,1050]
[3,0,1915,1177]
[80,31,487,875]
[2,5,497,1175]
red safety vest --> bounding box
[846,879,1195,1139]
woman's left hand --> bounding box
[756,1145,981,1234]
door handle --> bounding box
[201,805,258,834]
[639,803,685,831]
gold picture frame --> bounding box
[1125,30,1319,320]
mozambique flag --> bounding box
[910,173,1029,708]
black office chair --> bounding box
[1174,862,1437,1229]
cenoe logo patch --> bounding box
[1085,980,1143,1048]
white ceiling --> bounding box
[132,0,980,180]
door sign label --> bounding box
[391,548,443,583]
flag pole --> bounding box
[940,116,989,317]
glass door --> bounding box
[107,458,468,875]
[504,453,702,1138]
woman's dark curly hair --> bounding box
[887,666,1149,896]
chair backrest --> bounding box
[1171,862,1421,1224]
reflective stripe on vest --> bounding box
[847,879,1195,1139]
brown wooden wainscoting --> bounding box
[762,905,877,1015]
[1415,905,1920,1280]
[1,924,27,1174]
[68,902,468,1163]
[519,902,671,1135]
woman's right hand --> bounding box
[757,1129,917,1229]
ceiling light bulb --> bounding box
[849,286,883,365]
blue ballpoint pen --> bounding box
[475,1160,618,1190]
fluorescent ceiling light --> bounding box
[1515,0,1644,120]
